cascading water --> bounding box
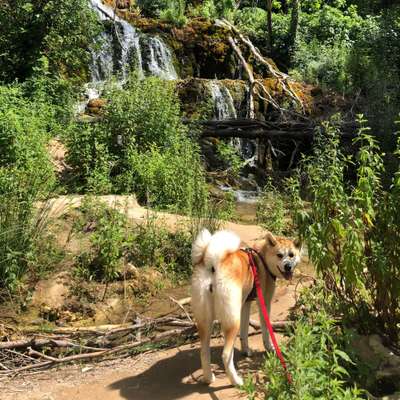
[209,81,237,120]
[209,80,257,167]
[88,0,176,81]
[77,0,178,113]
[208,80,260,203]
[142,36,178,80]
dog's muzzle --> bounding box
[279,261,296,280]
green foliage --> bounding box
[289,116,400,341]
[188,0,235,19]
[74,199,194,283]
[75,199,131,282]
[0,85,56,291]
[216,141,244,180]
[235,7,268,38]
[137,0,169,17]
[188,0,218,19]
[291,41,351,92]
[66,77,209,214]
[130,216,192,282]
[256,179,292,235]
[0,0,101,83]
[252,310,364,399]
[160,0,188,27]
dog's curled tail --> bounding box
[191,228,212,265]
[203,230,241,269]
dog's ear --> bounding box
[294,238,302,250]
[265,232,277,247]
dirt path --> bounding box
[1,198,311,399]
[1,278,309,400]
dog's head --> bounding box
[260,232,302,280]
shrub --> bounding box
[0,85,56,291]
[130,215,192,283]
[74,199,193,284]
[160,0,188,27]
[250,309,364,399]
[256,179,292,235]
[74,199,131,282]
[0,0,100,82]
[137,0,169,17]
[216,141,245,180]
[290,41,351,92]
[66,77,209,214]
[235,7,268,38]
[187,0,218,19]
[289,116,400,341]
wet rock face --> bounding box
[118,16,235,79]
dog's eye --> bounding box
[277,253,283,259]
[289,252,294,258]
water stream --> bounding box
[78,0,178,110]
[208,80,260,203]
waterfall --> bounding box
[209,81,237,120]
[142,36,178,80]
[90,31,114,82]
[209,80,257,167]
[208,80,260,202]
[88,0,176,83]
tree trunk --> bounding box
[266,0,273,52]
[288,0,300,58]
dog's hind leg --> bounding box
[222,322,243,386]
[240,301,251,356]
[198,318,215,384]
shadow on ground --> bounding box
[109,344,265,400]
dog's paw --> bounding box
[201,372,215,385]
[241,348,253,357]
[263,341,274,353]
[232,376,244,387]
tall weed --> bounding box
[289,116,400,340]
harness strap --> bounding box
[243,247,277,281]
[246,250,293,385]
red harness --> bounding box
[245,249,293,385]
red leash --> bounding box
[247,251,293,385]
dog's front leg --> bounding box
[257,279,275,352]
[240,301,251,356]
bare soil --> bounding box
[0,272,312,400]
[0,199,313,399]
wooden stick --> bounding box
[227,36,255,119]
[168,296,192,322]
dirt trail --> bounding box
[1,280,307,400]
[1,199,311,400]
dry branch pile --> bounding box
[0,297,290,376]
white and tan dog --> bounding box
[191,229,301,386]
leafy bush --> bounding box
[290,41,350,92]
[0,0,100,82]
[137,0,169,17]
[256,179,292,235]
[250,310,364,399]
[289,116,400,341]
[75,199,131,282]
[130,215,192,282]
[66,77,209,214]
[160,0,188,27]
[74,199,193,283]
[235,7,268,38]
[187,0,217,19]
[0,85,56,290]
[216,141,244,180]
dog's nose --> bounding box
[284,263,292,272]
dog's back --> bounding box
[191,229,243,324]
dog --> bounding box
[191,229,302,386]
